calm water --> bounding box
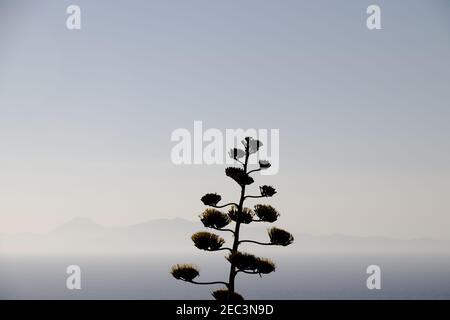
[1,253,449,299]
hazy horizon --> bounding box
[1,215,449,242]
[1,216,449,256]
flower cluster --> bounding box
[199,209,231,229]
[260,185,277,197]
[254,204,279,222]
[226,251,276,274]
[259,160,271,169]
[170,264,199,281]
[212,289,244,301]
[242,137,263,154]
[191,231,225,251]
[268,227,294,246]
[228,207,254,224]
[228,148,246,160]
[201,193,222,206]
[226,167,254,186]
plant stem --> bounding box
[212,202,239,209]
[189,280,229,287]
[211,227,235,234]
[247,168,261,175]
[208,247,232,252]
[238,240,274,246]
[227,139,250,300]
[236,270,260,275]
[244,195,265,200]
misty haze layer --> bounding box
[1,218,449,254]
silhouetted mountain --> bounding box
[1,217,448,254]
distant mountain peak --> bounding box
[2,217,448,254]
[51,217,103,234]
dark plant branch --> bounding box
[189,280,229,287]
[244,195,265,200]
[247,168,261,175]
[236,270,260,275]
[238,240,274,246]
[206,247,233,252]
[211,202,239,208]
[211,226,235,234]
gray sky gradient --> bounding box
[0,0,449,239]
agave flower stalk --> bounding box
[171,137,294,300]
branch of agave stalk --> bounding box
[238,240,274,246]
[210,226,235,234]
[211,202,239,209]
[247,168,262,175]
[244,195,265,200]
[188,280,229,287]
[205,247,233,252]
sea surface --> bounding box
[1,253,449,299]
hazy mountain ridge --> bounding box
[1,217,448,254]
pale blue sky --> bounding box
[0,0,449,239]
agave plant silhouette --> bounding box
[170,137,294,300]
